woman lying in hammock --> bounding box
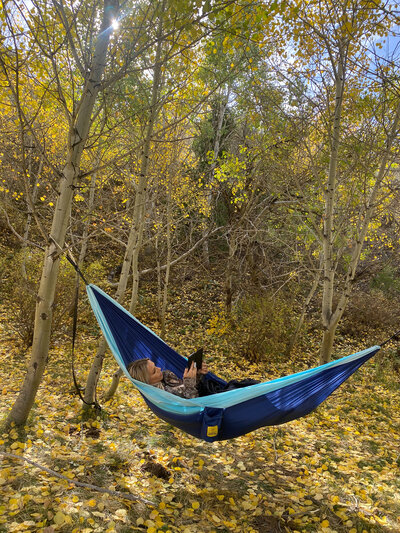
[127,358,208,398]
[127,358,258,398]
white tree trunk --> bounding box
[7,1,117,427]
[129,8,165,315]
[21,154,43,279]
[89,5,166,402]
[320,53,346,364]
[320,98,400,363]
[159,184,172,338]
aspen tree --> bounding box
[6,0,118,426]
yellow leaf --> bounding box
[53,511,66,525]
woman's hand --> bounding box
[183,363,197,379]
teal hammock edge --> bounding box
[87,283,380,417]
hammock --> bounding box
[87,284,380,442]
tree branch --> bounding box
[1,451,153,505]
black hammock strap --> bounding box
[380,328,400,347]
[67,254,101,411]
[66,254,89,285]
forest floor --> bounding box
[0,279,399,533]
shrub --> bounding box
[1,250,83,348]
[370,265,400,295]
[341,289,400,341]
[208,293,298,363]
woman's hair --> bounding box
[127,358,150,384]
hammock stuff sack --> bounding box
[87,284,380,442]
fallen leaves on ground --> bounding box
[0,303,399,533]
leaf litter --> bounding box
[0,302,399,533]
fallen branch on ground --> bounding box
[1,451,153,505]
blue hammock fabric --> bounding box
[87,284,380,442]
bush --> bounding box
[208,293,298,363]
[370,265,400,295]
[0,250,87,348]
[341,289,400,341]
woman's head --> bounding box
[127,358,163,385]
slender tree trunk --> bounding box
[225,228,238,315]
[159,184,172,338]
[6,1,118,427]
[320,98,400,363]
[80,162,104,406]
[20,132,43,278]
[78,160,97,266]
[21,155,43,279]
[156,231,162,323]
[286,266,321,357]
[320,52,346,364]
[129,7,165,315]
[202,96,229,268]
[93,5,166,402]
[104,367,124,401]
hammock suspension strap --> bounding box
[65,253,101,410]
[380,328,400,347]
[71,272,101,410]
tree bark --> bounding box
[287,266,321,357]
[158,182,172,338]
[6,0,118,427]
[202,96,229,267]
[225,228,238,315]
[21,153,43,279]
[80,159,108,407]
[89,4,166,403]
[129,6,165,315]
[320,98,400,363]
[320,49,346,364]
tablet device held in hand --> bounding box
[187,348,203,370]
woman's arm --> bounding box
[162,366,199,399]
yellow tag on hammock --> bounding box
[207,425,218,437]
